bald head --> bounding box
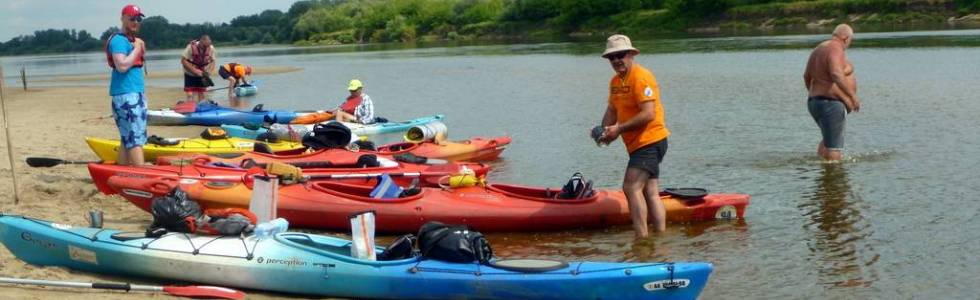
[832,24,854,48]
[833,24,853,39]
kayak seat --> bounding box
[147,135,180,146]
[378,234,417,261]
[252,104,265,112]
[253,143,273,154]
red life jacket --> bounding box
[339,94,363,114]
[188,40,212,68]
[104,33,144,70]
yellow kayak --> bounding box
[84,136,305,162]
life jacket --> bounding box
[339,94,363,114]
[104,32,144,70]
[223,63,244,79]
[188,40,212,68]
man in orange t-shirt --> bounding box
[596,34,670,238]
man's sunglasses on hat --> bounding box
[129,16,143,23]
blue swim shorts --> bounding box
[111,92,148,149]
[807,96,846,150]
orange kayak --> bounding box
[107,175,751,233]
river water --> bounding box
[3,29,980,298]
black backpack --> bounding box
[417,222,493,264]
[559,172,594,199]
[301,122,352,150]
[148,188,203,233]
[378,234,416,261]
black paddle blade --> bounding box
[25,157,64,168]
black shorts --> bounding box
[627,138,668,178]
[183,73,207,92]
[218,67,232,80]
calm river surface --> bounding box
[4,29,980,298]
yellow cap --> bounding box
[348,79,363,91]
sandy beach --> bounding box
[0,85,311,299]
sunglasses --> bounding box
[605,51,628,61]
[128,16,143,23]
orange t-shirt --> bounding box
[608,64,669,153]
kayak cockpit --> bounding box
[275,233,416,264]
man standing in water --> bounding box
[596,34,670,238]
[804,24,860,161]
[107,4,147,165]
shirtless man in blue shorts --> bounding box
[804,24,860,161]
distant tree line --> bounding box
[2,0,978,55]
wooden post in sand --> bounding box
[0,60,21,204]
[20,67,26,91]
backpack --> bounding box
[558,172,594,199]
[377,234,417,261]
[417,221,493,264]
[301,122,352,150]
[148,188,203,234]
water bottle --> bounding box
[254,218,289,240]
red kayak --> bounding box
[106,175,751,233]
[89,149,489,195]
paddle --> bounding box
[0,276,245,300]
[208,79,261,92]
[305,172,447,180]
[26,157,101,168]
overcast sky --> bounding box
[0,0,298,41]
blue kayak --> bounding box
[0,214,712,299]
[222,114,445,141]
[147,103,309,126]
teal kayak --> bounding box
[234,84,257,97]
[0,214,712,299]
[222,114,445,141]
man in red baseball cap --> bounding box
[106,4,149,165]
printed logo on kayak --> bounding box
[714,205,737,220]
[68,245,99,265]
[643,279,690,291]
[255,256,335,268]
[20,232,56,249]
[122,188,154,199]
[237,142,255,148]
[180,178,199,185]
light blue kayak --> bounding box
[0,214,712,299]
[221,114,445,141]
[234,84,257,97]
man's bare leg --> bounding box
[117,146,130,165]
[642,177,666,233]
[125,146,144,166]
[335,111,356,123]
[624,167,651,238]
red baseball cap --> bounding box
[121,4,145,17]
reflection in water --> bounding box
[800,163,879,288]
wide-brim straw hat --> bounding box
[602,34,640,58]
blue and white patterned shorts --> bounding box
[111,92,148,149]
